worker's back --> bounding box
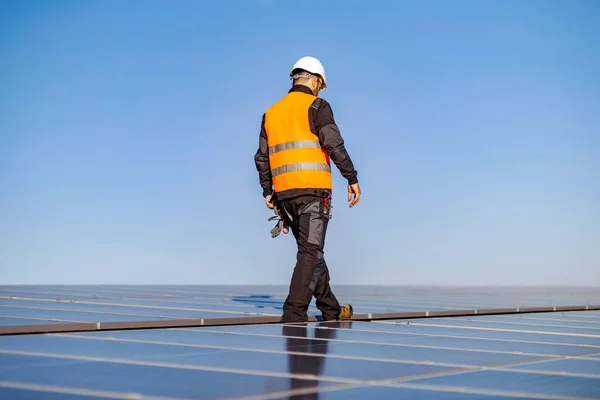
[264,91,332,193]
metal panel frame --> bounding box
[1,305,599,336]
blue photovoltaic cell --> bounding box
[369,321,600,346]
[0,353,89,371]
[308,323,599,357]
[70,327,539,367]
[506,358,600,374]
[0,290,105,301]
[2,286,600,400]
[0,317,68,326]
[0,288,292,314]
[0,309,197,324]
[326,330,595,356]
[0,298,283,315]
[0,335,235,361]
[0,388,111,400]
[446,315,600,329]
[166,350,450,380]
[89,297,286,313]
[3,285,600,317]
[561,311,600,317]
[0,300,270,321]
[86,324,425,344]
[0,292,461,316]
[0,334,451,381]
[312,385,522,400]
[0,353,323,399]
[411,370,600,398]
[399,318,600,336]
[190,320,600,347]
[495,311,600,320]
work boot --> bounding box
[338,304,353,320]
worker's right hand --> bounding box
[348,183,361,208]
[265,195,275,209]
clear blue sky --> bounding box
[1,0,598,286]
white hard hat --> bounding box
[290,56,327,89]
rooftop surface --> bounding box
[1,285,599,399]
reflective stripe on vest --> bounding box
[271,162,331,177]
[268,140,322,154]
[265,91,332,192]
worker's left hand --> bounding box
[265,195,275,209]
[348,183,361,208]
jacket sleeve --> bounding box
[311,99,359,185]
[254,114,272,197]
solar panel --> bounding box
[1,285,599,399]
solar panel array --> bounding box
[2,285,599,326]
[1,285,599,399]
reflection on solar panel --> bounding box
[1,285,599,399]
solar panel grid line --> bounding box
[165,326,597,357]
[0,349,366,385]
[445,315,600,331]
[500,366,600,379]
[220,382,362,400]
[4,284,207,296]
[353,298,545,310]
[0,290,120,301]
[0,287,291,310]
[62,329,587,363]
[7,290,364,307]
[1,285,229,297]
[0,304,202,319]
[4,286,599,317]
[382,321,600,338]
[1,286,286,305]
[0,381,186,400]
[0,298,292,318]
[554,314,600,321]
[9,287,596,304]
[0,315,86,324]
[4,290,600,314]
[222,347,600,400]
[387,350,600,384]
[1,291,284,311]
[281,322,600,348]
[385,382,598,400]
[0,296,282,317]
[340,294,596,309]
[0,287,159,300]
[25,285,600,299]
[223,379,600,400]
[3,346,594,399]
[491,315,600,326]
[48,333,495,369]
[2,287,600,399]
[326,296,511,309]
[41,285,287,300]
[441,317,600,330]
[105,297,276,308]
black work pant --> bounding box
[277,193,341,323]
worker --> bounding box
[254,56,361,323]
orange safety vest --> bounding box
[264,91,332,193]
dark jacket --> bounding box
[254,85,358,201]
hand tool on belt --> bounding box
[268,206,289,238]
